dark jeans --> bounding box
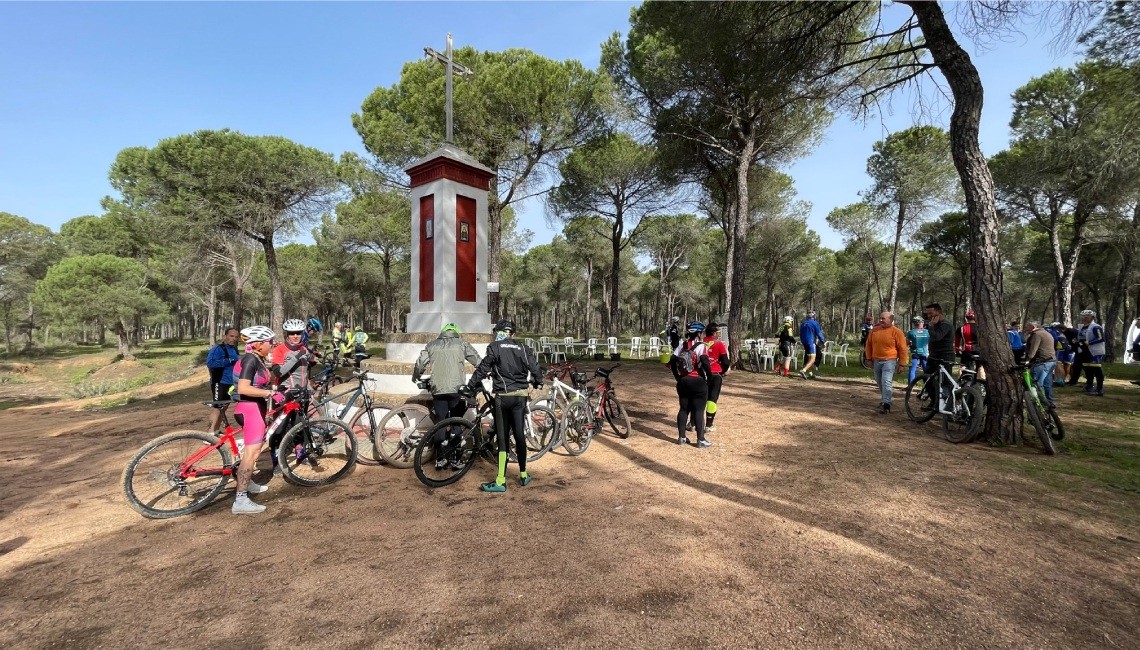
[431,394,468,458]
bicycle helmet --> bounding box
[307,317,323,332]
[240,325,275,343]
[442,322,461,334]
[911,316,923,324]
[334,321,344,327]
[965,310,976,319]
[686,321,705,334]
[783,315,793,323]
[282,318,306,333]
[806,310,817,318]
[670,316,680,323]
[493,319,516,333]
[1079,309,1096,318]
[1050,321,1062,328]
[354,325,363,331]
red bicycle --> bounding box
[121,388,356,519]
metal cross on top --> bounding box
[424,33,473,145]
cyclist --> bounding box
[1046,321,1072,385]
[463,320,543,492]
[664,316,682,352]
[671,321,712,447]
[703,322,730,432]
[798,310,826,379]
[1076,309,1105,396]
[230,325,278,515]
[905,317,929,384]
[205,327,239,434]
[302,317,323,348]
[331,321,347,350]
[859,314,874,346]
[1022,321,1057,408]
[776,316,796,377]
[1007,320,1025,364]
[413,323,483,470]
[923,303,956,409]
[269,319,312,475]
[955,310,984,380]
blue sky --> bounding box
[1,1,1080,250]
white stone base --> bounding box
[407,310,492,337]
[386,342,489,363]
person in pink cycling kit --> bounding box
[231,325,279,515]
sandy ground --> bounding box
[1,364,1137,649]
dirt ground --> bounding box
[1,363,1137,649]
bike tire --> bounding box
[413,417,477,488]
[942,384,985,443]
[525,405,558,462]
[904,374,937,424]
[122,430,232,519]
[604,394,632,439]
[347,406,383,466]
[374,404,432,469]
[1046,405,1065,441]
[1025,396,1057,455]
[277,417,357,487]
[561,401,593,456]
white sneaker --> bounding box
[232,496,266,515]
[246,481,268,494]
[705,425,717,433]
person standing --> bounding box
[230,325,278,514]
[413,323,483,470]
[664,316,682,352]
[905,317,929,384]
[1064,322,1084,387]
[1046,321,1072,386]
[955,310,982,379]
[463,320,543,492]
[205,327,240,434]
[798,310,826,379]
[776,316,797,377]
[859,314,874,346]
[865,312,909,414]
[1007,320,1025,364]
[331,321,347,358]
[924,304,956,409]
[671,321,712,447]
[702,322,730,432]
[1077,309,1106,396]
[1023,321,1057,408]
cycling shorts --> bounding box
[233,400,268,446]
[1057,352,1075,363]
[210,381,232,403]
[803,342,817,355]
[1088,355,1104,366]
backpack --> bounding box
[672,340,701,375]
[1050,328,1072,353]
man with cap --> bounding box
[414,323,483,470]
[463,320,543,492]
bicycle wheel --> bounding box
[561,401,593,456]
[604,394,632,439]
[413,417,477,488]
[373,404,432,469]
[1046,405,1065,441]
[904,374,937,423]
[1025,396,1057,455]
[942,384,985,443]
[277,417,357,487]
[524,405,557,462]
[122,430,232,519]
[347,406,383,466]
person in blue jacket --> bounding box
[1007,320,1025,364]
[206,327,240,433]
[798,310,826,379]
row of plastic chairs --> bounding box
[525,336,664,362]
[743,338,850,368]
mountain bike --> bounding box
[411,385,556,488]
[122,391,356,519]
[313,368,386,465]
[586,364,631,438]
[904,361,986,443]
[529,369,594,455]
[370,378,434,469]
[1013,365,1063,455]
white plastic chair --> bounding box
[586,338,598,356]
[760,344,776,370]
[629,336,643,359]
[820,340,835,364]
[563,336,576,357]
[606,336,618,354]
[833,343,850,367]
[648,336,661,357]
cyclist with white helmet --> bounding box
[776,316,797,377]
[671,321,712,447]
[798,310,826,379]
[230,325,278,514]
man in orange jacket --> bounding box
[864,311,909,415]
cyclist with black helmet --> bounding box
[671,321,712,447]
[663,316,682,351]
[413,323,483,470]
[463,320,543,492]
[798,310,826,379]
[776,316,797,377]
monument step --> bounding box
[386,332,493,345]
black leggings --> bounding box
[431,394,468,456]
[676,376,708,440]
[705,373,723,425]
[1084,364,1104,392]
[497,395,528,473]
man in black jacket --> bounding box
[923,303,955,410]
[464,319,543,492]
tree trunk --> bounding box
[207,284,217,340]
[488,191,503,322]
[888,203,906,312]
[116,319,135,360]
[1105,203,1140,361]
[907,0,1022,445]
[609,215,623,336]
[260,233,284,335]
[723,141,754,365]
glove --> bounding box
[531,381,543,390]
[457,385,475,398]
[271,391,286,404]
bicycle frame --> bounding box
[933,364,979,417]
[179,395,302,480]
